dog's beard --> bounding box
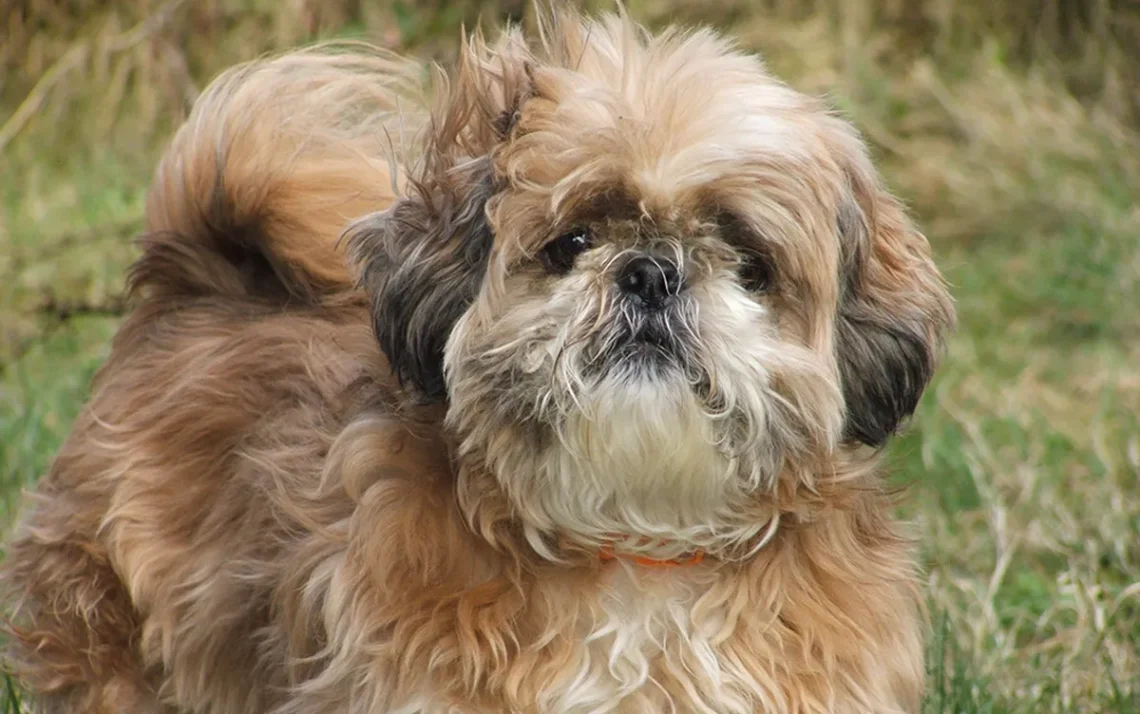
[447,272,844,558]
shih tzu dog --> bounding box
[1,6,954,714]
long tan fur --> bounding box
[1,8,952,714]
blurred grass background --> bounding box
[1,0,1138,711]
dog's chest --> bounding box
[537,563,756,714]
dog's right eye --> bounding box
[540,228,593,274]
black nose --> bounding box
[617,255,682,308]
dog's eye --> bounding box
[739,252,774,293]
[541,228,593,274]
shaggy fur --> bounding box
[1,8,954,714]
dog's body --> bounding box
[1,10,952,714]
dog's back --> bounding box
[0,48,420,713]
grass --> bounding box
[2,0,1138,711]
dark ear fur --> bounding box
[835,150,955,447]
[348,160,496,400]
[348,27,531,400]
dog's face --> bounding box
[351,13,953,557]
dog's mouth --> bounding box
[594,318,690,377]
[623,324,678,359]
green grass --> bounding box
[2,1,1138,712]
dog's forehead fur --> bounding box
[484,17,849,286]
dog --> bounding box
[1,7,954,713]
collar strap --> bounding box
[598,541,706,568]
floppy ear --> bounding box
[347,28,530,401]
[348,159,497,400]
[833,137,955,447]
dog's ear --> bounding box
[832,131,955,447]
[348,29,530,401]
[349,159,497,400]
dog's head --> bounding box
[350,11,954,558]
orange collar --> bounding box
[598,541,706,568]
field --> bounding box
[2,0,1138,711]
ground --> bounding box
[1,1,1137,711]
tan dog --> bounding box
[1,8,954,713]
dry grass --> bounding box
[2,1,1138,711]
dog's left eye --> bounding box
[541,228,593,274]
[739,252,775,293]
